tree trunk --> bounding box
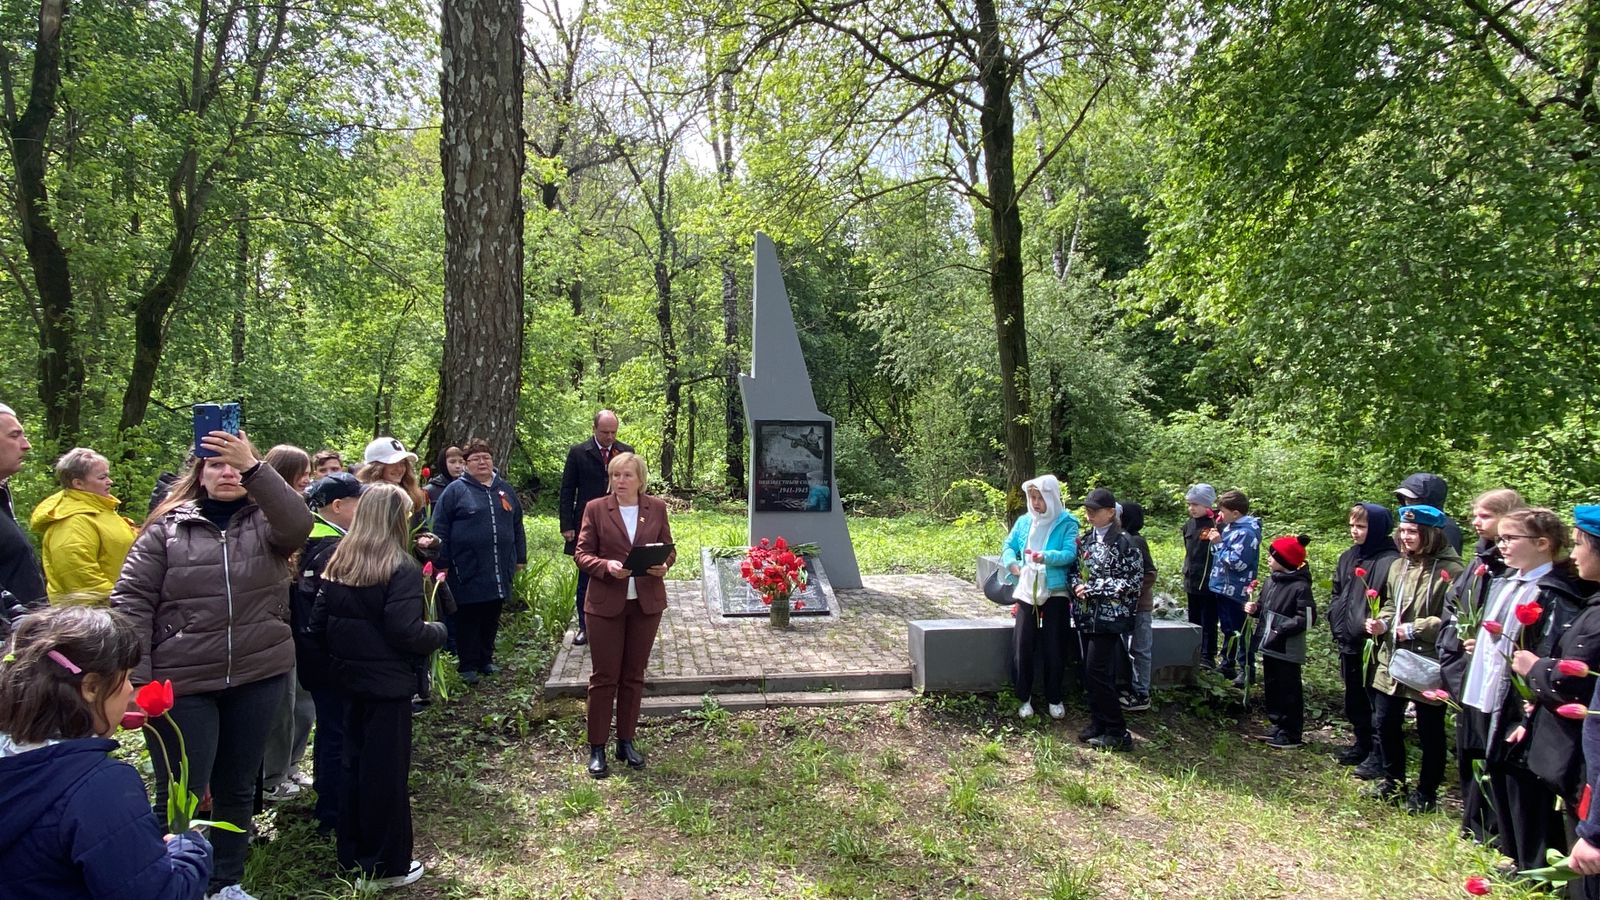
[655,254,680,490]
[432,0,526,462]
[119,180,206,432]
[231,216,248,390]
[5,0,82,442]
[974,0,1034,522]
[710,68,745,497]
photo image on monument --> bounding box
[753,420,832,512]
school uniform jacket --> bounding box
[1519,569,1600,802]
[574,494,675,618]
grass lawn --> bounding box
[227,511,1536,898]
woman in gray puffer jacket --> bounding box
[111,430,311,900]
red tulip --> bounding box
[1439,569,1452,583]
[774,536,788,551]
[120,710,147,731]
[794,601,805,610]
[421,466,432,479]
[1482,620,1504,637]
[1515,601,1543,626]
[1354,567,1368,579]
[1557,703,1593,720]
[1558,659,1592,678]
[1464,875,1492,896]
[134,680,175,718]
[1475,563,1489,578]
[1423,688,1451,702]
[1365,589,1379,599]
[423,561,434,579]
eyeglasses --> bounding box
[1495,533,1533,546]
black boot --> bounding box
[616,739,645,770]
[1336,745,1368,766]
[587,745,609,779]
[1352,752,1384,781]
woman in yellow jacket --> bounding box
[28,448,137,604]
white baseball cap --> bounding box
[363,437,417,466]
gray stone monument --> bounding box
[738,232,862,589]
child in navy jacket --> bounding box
[0,605,212,900]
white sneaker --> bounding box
[1048,703,1066,720]
[206,885,259,900]
[363,860,425,890]
[288,767,313,787]
[263,781,301,802]
[1018,701,1035,719]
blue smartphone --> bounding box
[192,403,241,458]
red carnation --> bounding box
[1354,567,1367,579]
[1558,659,1592,678]
[135,680,175,718]
[1515,601,1543,626]
[1482,620,1504,637]
[774,536,788,551]
[794,601,805,610]
[1464,875,1491,896]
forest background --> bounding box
[3,0,1598,535]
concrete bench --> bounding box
[909,619,1201,693]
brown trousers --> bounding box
[586,596,662,745]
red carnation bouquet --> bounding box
[740,537,808,608]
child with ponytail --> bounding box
[0,605,212,899]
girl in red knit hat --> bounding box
[1245,534,1314,749]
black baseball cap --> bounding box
[1082,487,1116,511]
[307,472,364,509]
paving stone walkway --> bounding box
[543,573,1004,698]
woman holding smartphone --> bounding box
[111,429,312,900]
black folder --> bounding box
[622,542,674,572]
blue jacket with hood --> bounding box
[0,736,211,899]
[999,475,1080,595]
[1207,515,1262,601]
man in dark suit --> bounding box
[559,409,633,646]
[0,402,46,630]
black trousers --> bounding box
[1456,707,1495,843]
[148,673,287,891]
[455,599,504,673]
[1374,689,1446,795]
[1262,656,1303,741]
[310,688,346,830]
[1083,632,1127,737]
[339,697,415,879]
[1490,760,1562,873]
[1186,590,1219,665]
[1338,650,1377,758]
[1012,596,1071,704]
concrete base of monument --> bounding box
[908,618,1202,693]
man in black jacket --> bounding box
[558,410,634,646]
[0,403,46,628]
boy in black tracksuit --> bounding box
[1329,503,1399,776]
[1182,484,1220,668]
[1072,488,1146,752]
[1248,535,1314,749]
[294,473,363,833]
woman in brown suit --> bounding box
[575,451,674,778]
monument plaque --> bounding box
[702,547,837,617]
[752,420,833,512]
